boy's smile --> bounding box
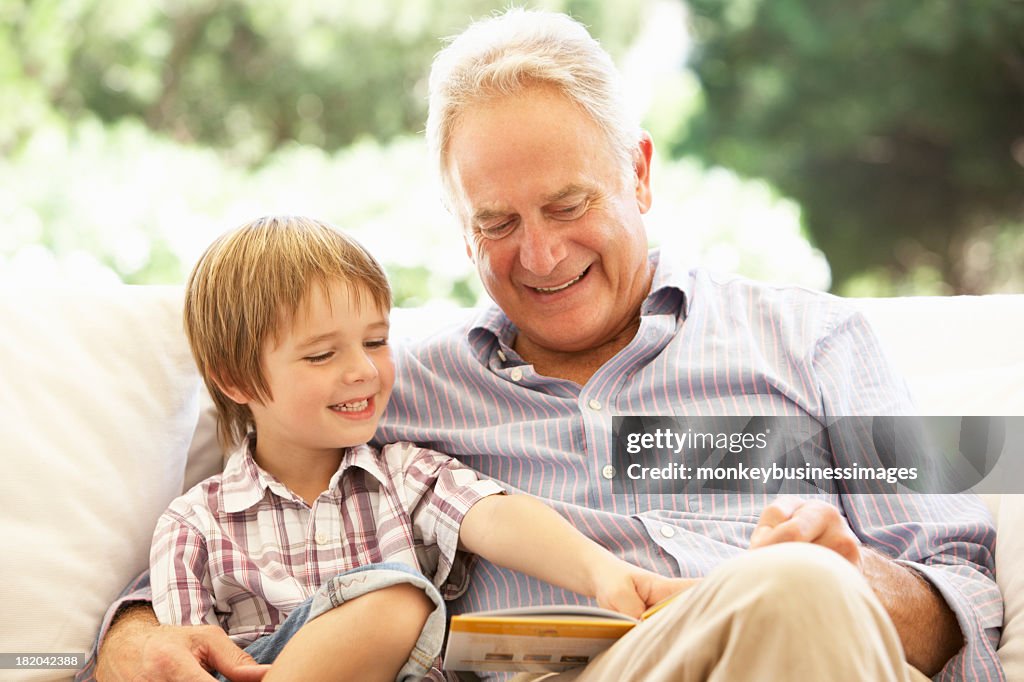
[328,396,377,418]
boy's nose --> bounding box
[342,351,379,384]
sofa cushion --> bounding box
[0,286,201,680]
[984,494,1024,679]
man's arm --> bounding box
[860,547,963,676]
[458,493,693,617]
[750,496,962,676]
[96,604,268,682]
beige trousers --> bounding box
[513,543,930,682]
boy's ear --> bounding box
[212,375,252,405]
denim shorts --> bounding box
[218,562,445,681]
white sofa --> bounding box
[0,286,1021,681]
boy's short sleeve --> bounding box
[150,508,222,630]
[380,442,504,599]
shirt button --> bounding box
[497,349,507,362]
[660,525,676,539]
[314,532,328,545]
[588,399,602,411]
[601,465,616,479]
[510,367,523,382]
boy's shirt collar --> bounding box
[220,434,390,513]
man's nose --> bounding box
[518,219,566,277]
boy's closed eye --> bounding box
[304,352,334,364]
[303,339,388,364]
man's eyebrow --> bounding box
[471,185,594,224]
[543,184,593,204]
[472,207,511,225]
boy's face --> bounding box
[245,280,394,465]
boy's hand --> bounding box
[592,560,697,620]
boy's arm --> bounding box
[458,494,693,618]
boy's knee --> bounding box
[313,581,435,640]
[371,582,435,620]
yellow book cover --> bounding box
[443,597,676,673]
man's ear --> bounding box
[634,131,654,214]
[464,233,476,264]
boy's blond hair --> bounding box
[184,215,392,449]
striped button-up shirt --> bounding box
[377,251,1003,682]
[150,436,503,646]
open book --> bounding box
[443,597,677,673]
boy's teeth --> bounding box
[332,399,369,411]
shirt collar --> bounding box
[466,248,690,355]
[221,435,277,513]
[220,436,391,513]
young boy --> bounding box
[150,216,688,682]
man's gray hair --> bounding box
[426,8,641,206]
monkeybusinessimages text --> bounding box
[623,428,919,485]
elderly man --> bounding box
[89,9,1001,682]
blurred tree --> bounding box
[679,0,1024,294]
[1,0,646,163]
[2,0,833,300]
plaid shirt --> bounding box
[150,436,503,646]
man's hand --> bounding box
[749,495,862,566]
[97,604,270,682]
[592,561,697,620]
[748,496,964,675]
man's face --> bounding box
[446,86,654,356]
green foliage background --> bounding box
[681,0,1024,294]
[2,0,1020,300]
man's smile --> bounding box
[528,266,590,294]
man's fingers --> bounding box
[222,664,272,682]
[749,499,862,566]
[194,628,271,682]
[759,509,828,545]
[817,522,862,566]
[750,495,806,546]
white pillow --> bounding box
[0,286,201,681]
[858,296,1024,679]
[854,295,1024,414]
[988,494,1024,681]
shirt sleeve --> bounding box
[381,442,505,599]
[74,571,153,682]
[813,308,1004,681]
[149,508,222,629]
[76,510,223,682]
